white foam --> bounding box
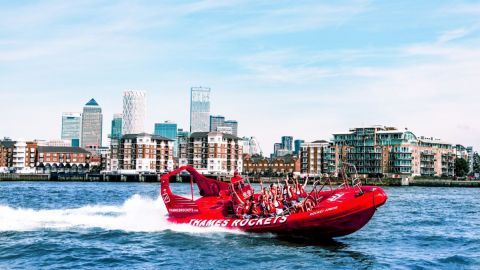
[0,194,242,235]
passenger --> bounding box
[242,198,254,219]
[273,192,284,216]
[303,198,315,212]
[251,202,262,217]
[261,194,274,217]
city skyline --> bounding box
[1,1,479,153]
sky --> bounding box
[0,0,479,154]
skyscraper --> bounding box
[111,113,123,140]
[210,115,225,132]
[81,98,103,148]
[273,143,282,157]
[155,121,178,157]
[281,136,293,151]
[224,120,238,137]
[61,112,81,146]
[122,90,146,135]
[294,139,305,155]
[154,121,178,140]
[190,87,210,132]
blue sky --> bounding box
[1,0,479,153]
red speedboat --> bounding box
[160,166,387,238]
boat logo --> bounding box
[162,191,171,203]
[327,193,344,202]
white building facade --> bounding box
[115,133,174,173]
[190,87,210,133]
[122,90,146,135]
[61,112,82,144]
[179,132,243,175]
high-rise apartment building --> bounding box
[61,112,82,146]
[115,133,174,173]
[224,120,238,137]
[273,143,283,157]
[332,126,456,177]
[122,90,146,135]
[81,99,103,148]
[190,87,210,132]
[300,140,338,176]
[294,139,305,155]
[154,121,178,140]
[281,136,293,151]
[155,121,178,157]
[178,132,243,174]
[111,113,123,140]
[210,115,225,132]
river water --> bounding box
[0,182,478,269]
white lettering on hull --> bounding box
[188,216,288,228]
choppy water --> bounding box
[0,182,479,269]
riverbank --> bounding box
[1,173,479,187]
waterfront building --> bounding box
[109,138,120,172]
[116,133,174,173]
[0,139,15,170]
[111,113,123,140]
[36,146,91,173]
[294,139,305,155]
[81,98,103,148]
[466,146,474,173]
[190,87,211,133]
[12,139,27,172]
[178,132,243,174]
[61,112,82,146]
[281,136,293,151]
[210,115,225,132]
[454,144,469,161]
[224,120,238,137]
[176,128,191,159]
[122,91,146,135]
[416,137,455,177]
[243,154,300,176]
[0,141,8,170]
[332,126,456,177]
[300,140,338,176]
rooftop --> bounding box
[311,140,330,144]
[85,98,99,106]
[0,140,16,148]
[190,132,240,140]
[122,133,173,141]
[37,146,91,154]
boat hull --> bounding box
[166,186,387,238]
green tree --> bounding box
[455,158,469,177]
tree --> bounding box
[455,158,469,177]
[473,153,480,174]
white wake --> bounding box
[0,194,240,234]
